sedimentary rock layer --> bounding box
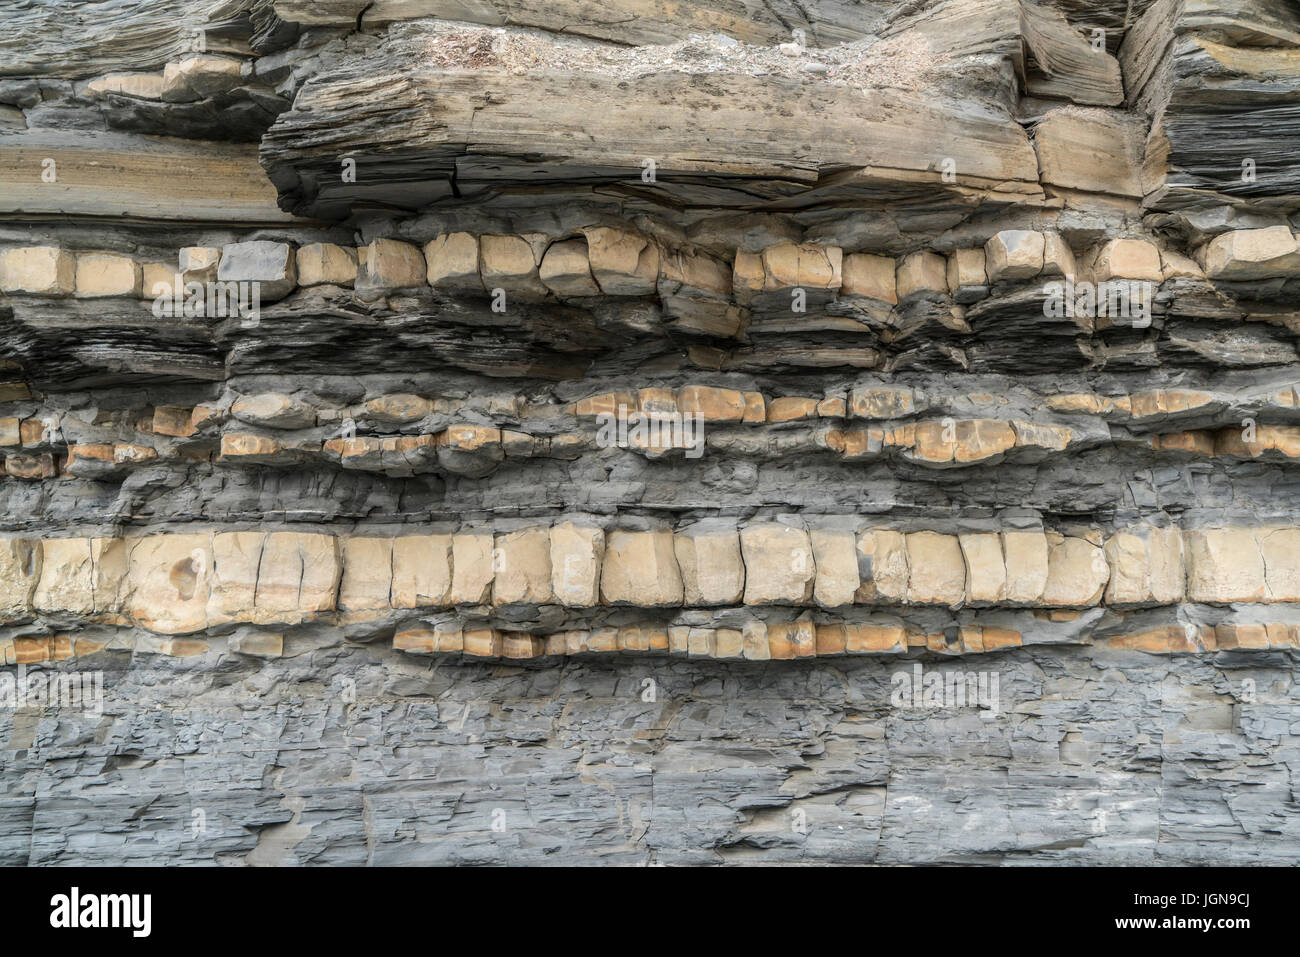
[2,0,1298,866]
[8,520,1298,617]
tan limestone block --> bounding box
[817,396,847,418]
[253,532,340,623]
[1214,623,1270,651]
[741,620,770,660]
[766,618,816,659]
[844,622,908,653]
[34,538,94,615]
[1040,233,1076,279]
[549,522,603,607]
[230,631,283,657]
[161,55,243,101]
[674,524,744,605]
[815,623,847,656]
[1002,531,1049,603]
[960,532,1006,603]
[125,533,213,633]
[1040,534,1109,606]
[849,388,914,419]
[207,531,265,627]
[659,248,732,297]
[390,534,452,608]
[586,627,619,653]
[572,391,636,419]
[1085,238,1162,282]
[296,243,357,287]
[0,537,42,621]
[231,393,316,430]
[842,252,897,302]
[140,262,173,299]
[810,528,859,608]
[480,234,547,297]
[584,227,659,295]
[85,72,164,99]
[1160,249,1204,280]
[1106,625,1206,654]
[463,628,501,658]
[767,397,819,422]
[714,627,744,658]
[153,407,197,438]
[905,531,965,606]
[1011,421,1072,452]
[364,393,431,424]
[450,530,495,604]
[423,232,482,291]
[854,530,908,602]
[600,529,683,605]
[1198,226,1300,280]
[539,238,599,297]
[0,246,75,295]
[339,537,394,612]
[676,385,746,422]
[945,247,987,294]
[740,523,814,604]
[687,626,715,657]
[394,628,437,654]
[1259,527,1300,601]
[985,230,1044,281]
[179,246,221,282]
[6,453,55,479]
[979,626,1023,651]
[895,250,947,298]
[1185,528,1266,603]
[761,243,843,291]
[218,434,284,463]
[355,238,425,296]
[75,252,142,297]
[493,527,553,605]
[1104,526,1184,605]
[731,249,765,304]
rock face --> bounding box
[1,0,1299,866]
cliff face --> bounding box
[1,0,1299,865]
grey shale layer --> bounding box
[1,0,1299,865]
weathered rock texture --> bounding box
[1,0,1299,866]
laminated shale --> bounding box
[0,0,1298,866]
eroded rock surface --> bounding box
[1,0,1298,866]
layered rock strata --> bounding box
[2,0,1299,865]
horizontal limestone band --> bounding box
[2,224,1292,308]
[6,618,1292,666]
[392,620,1296,660]
[1,523,1298,635]
[11,384,1300,483]
[12,417,1300,486]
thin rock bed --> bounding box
[418,25,949,90]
